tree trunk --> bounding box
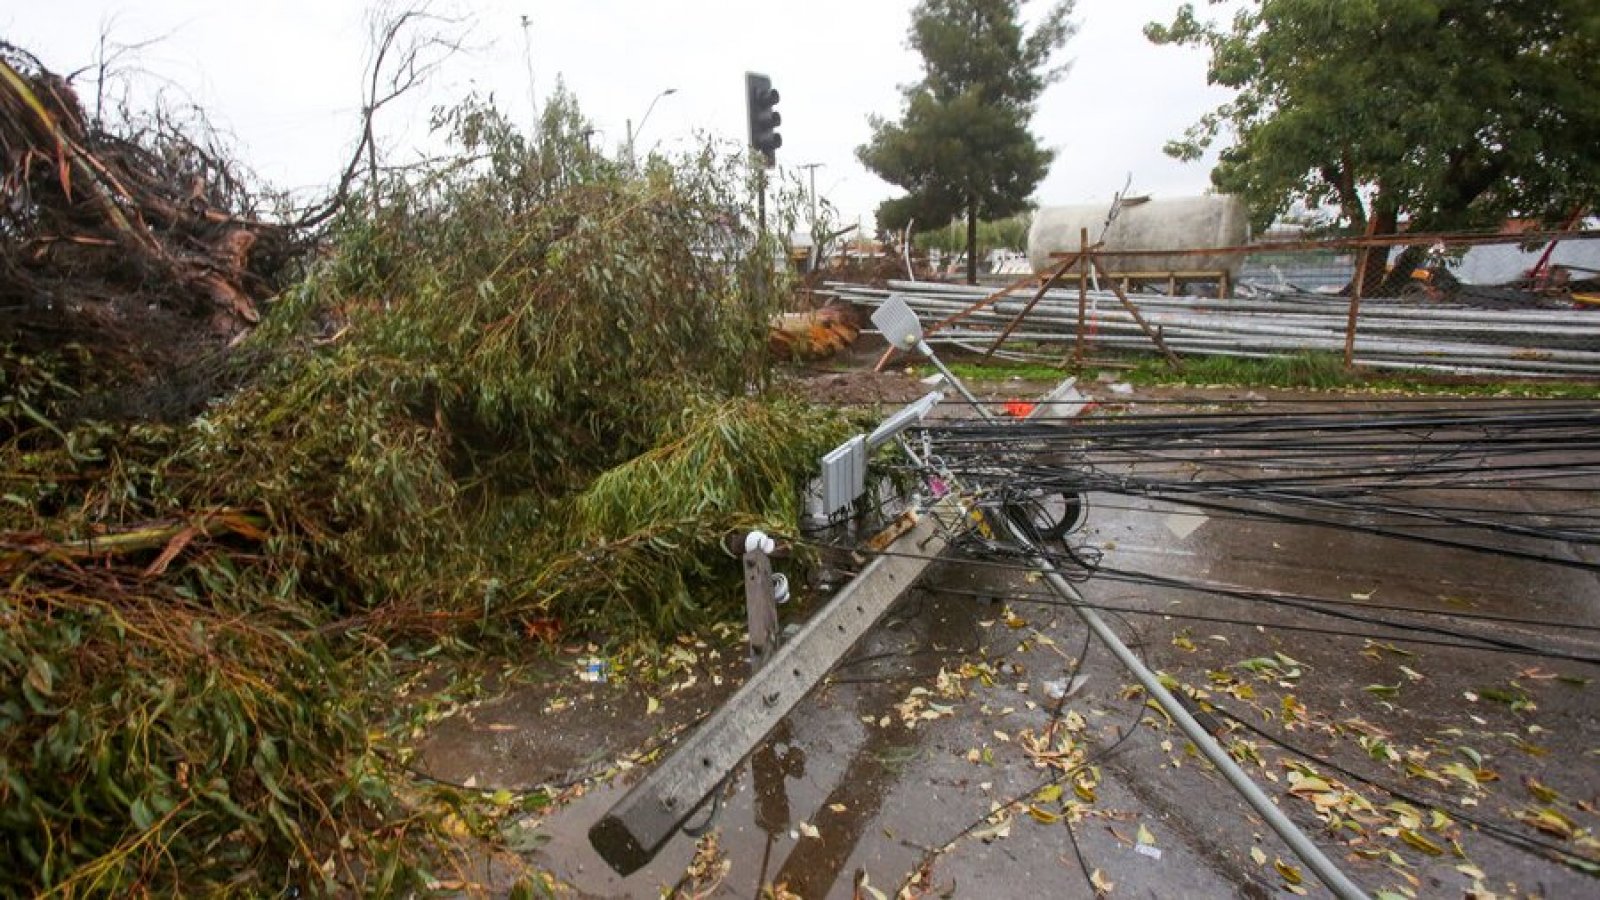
[965,199,978,286]
[1353,201,1398,297]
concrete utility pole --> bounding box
[799,162,823,268]
[799,163,823,222]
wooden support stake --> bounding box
[982,252,1082,359]
[742,542,779,669]
[1343,246,1370,370]
[1075,229,1089,367]
[1091,256,1182,369]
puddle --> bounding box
[526,589,984,898]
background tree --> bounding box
[915,212,1032,256]
[859,0,1075,284]
[1148,1,1600,289]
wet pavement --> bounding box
[419,388,1600,899]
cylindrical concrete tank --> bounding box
[1027,195,1251,277]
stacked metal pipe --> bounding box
[823,280,1600,378]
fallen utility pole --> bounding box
[590,309,1367,894]
[589,499,960,875]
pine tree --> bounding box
[859,0,1076,284]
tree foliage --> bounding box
[859,0,1075,280]
[1148,1,1600,234]
[0,79,836,894]
[914,212,1032,254]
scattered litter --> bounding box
[1135,823,1161,859]
[920,372,946,386]
[1002,400,1038,417]
[579,657,609,683]
[1108,382,1135,396]
[1043,675,1090,700]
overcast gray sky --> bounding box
[8,1,1234,228]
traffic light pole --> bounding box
[745,70,781,238]
[757,166,767,235]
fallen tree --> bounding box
[1,47,832,893]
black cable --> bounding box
[964,583,1600,666]
[1037,497,1600,534]
[1092,567,1600,664]
[679,775,728,838]
[1087,566,1600,636]
[813,543,1600,666]
[909,424,1600,564]
[1045,614,1099,897]
[1207,701,1600,877]
[1037,489,1595,572]
[894,636,1147,898]
[871,553,1148,897]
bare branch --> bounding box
[295,1,469,227]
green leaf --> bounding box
[1399,828,1445,856]
[130,797,155,831]
[25,655,53,697]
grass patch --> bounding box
[928,360,1072,383]
[1128,352,1355,390]
[1119,351,1600,398]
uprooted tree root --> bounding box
[0,42,310,423]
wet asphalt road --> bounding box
[422,387,1600,898]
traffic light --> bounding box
[745,72,781,167]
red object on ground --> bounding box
[1003,400,1037,418]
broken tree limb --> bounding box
[0,509,269,575]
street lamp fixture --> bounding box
[628,87,679,164]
